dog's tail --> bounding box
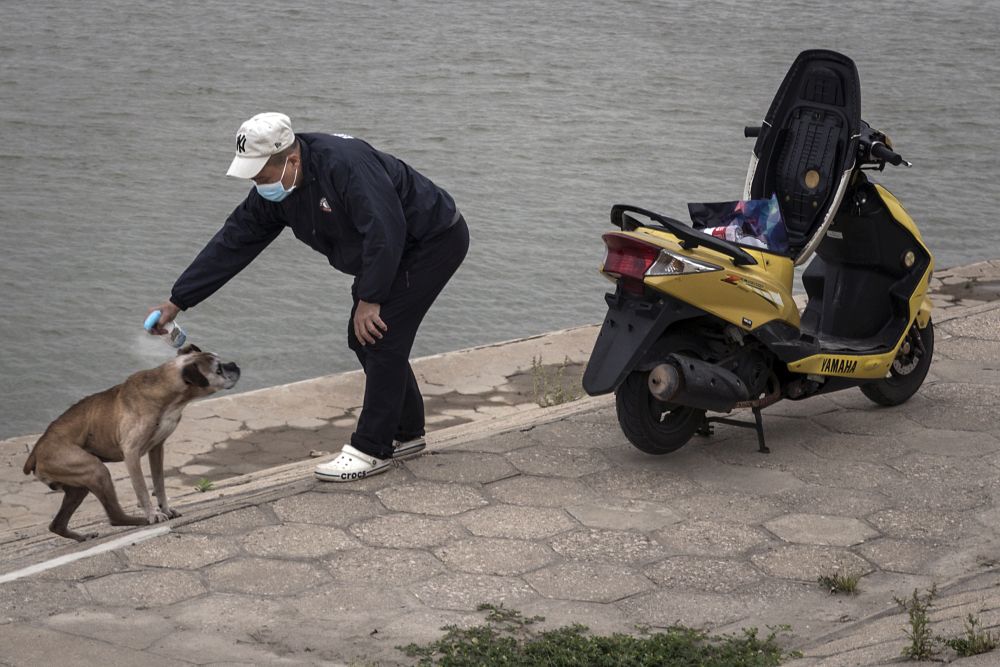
[23,448,37,475]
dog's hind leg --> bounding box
[50,486,98,542]
[85,462,148,527]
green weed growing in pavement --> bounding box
[818,571,860,595]
[894,585,938,660]
[193,478,214,492]
[941,613,999,657]
[398,603,797,666]
[531,355,583,407]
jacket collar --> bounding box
[296,134,318,186]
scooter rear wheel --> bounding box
[860,321,934,407]
[615,370,705,454]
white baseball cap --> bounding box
[226,112,296,179]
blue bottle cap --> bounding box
[144,310,162,332]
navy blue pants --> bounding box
[348,218,469,459]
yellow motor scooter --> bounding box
[582,49,933,454]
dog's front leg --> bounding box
[123,450,169,524]
[148,443,180,519]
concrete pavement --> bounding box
[0,326,597,538]
[1,260,999,666]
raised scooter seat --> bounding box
[745,50,861,262]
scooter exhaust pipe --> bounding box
[648,363,683,401]
[647,353,750,412]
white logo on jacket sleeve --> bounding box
[319,197,332,212]
[332,133,354,139]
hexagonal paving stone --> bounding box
[38,552,127,582]
[412,573,537,611]
[41,608,175,652]
[271,491,383,527]
[169,592,292,635]
[486,476,597,507]
[524,561,652,603]
[0,579,91,621]
[178,505,276,535]
[856,538,952,575]
[324,547,445,585]
[567,499,682,531]
[775,487,891,518]
[204,557,328,595]
[867,508,971,540]
[506,445,608,478]
[643,557,764,593]
[581,468,701,503]
[405,451,517,483]
[434,538,557,575]
[83,570,205,608]
[311,468,402,493]
[924,479,996,512]
[146,628,294,665]
[907,403,996,437]
[240,524,358,558]
[450,430,538,454]
[124,533,240,569]
[682,461,806,495]
[458,504,577,540]
[376,482,488,516]
[812,408,924,436]
[525,417,625,449]
[350,514,465,548]
[654,520,771,557]
[550,528,668,565]
[618,589,753,628]
[764,513,880,547]
[290,582,421,627]
[750,545,874,581]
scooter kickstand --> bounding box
[752,407,769,454]
[697,411,768,452]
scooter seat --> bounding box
[747,50,861,261]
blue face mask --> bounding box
[255,157,298,202]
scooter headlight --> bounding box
[646,250,722,276]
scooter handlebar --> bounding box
[870,141,910,167]
[744,126,761,138]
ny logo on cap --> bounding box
[236,134,247,153]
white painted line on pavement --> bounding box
[0,525,171,584]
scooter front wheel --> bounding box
[860,321,935,407]
[615,371,705,454]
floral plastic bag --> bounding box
[687,194,789,254]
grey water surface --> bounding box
[2,0,998,438]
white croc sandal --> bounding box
[392,437,426,460]
[315,445,391,483]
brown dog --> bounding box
[23,345,240,541]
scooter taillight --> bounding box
[601,233,660,294]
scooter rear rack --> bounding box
[696,407,769,454]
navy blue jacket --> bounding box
[170,133,459,309]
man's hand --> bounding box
[146,302,180,335]
[354,300,387,346]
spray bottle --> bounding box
[143,310,188,348]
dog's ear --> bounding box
[177,344,202,356]
[181,362,210,388]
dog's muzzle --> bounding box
[221,362,241,389]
